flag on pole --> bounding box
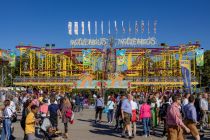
[135,21,138,34]
[108,20,111,34]
[180,60,191,93]
[148,20,150,35]
[154,20,157,34]
[88,21,91,35]
[95,21,97,35]
[122,21,125,33]
[74,22,78,35]
[101,21,104,35]
[68,22,72,35]
[114,20,118,33]
[128,21,131,34]
[141,20,144,34]
[81,21,85,35]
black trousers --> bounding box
[95,107,103,121]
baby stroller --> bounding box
[39,117,62,140]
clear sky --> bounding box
[0,0,210,51]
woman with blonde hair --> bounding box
[60,97,72,138]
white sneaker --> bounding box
[144,135,147,138]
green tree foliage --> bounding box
[200,50,210,86]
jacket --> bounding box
[139,103,151,119]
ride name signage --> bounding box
[70,37,157,46]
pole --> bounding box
[200,69,202,92]
[1,66,3,87]
[11,68,13,86]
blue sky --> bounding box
[0,0,210,51]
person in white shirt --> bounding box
[107,97,115,123]
[200,93,209,131]
[182,93,190,107]
[1,100,13,140]
[155,93,162,125]
[130,95,138,137]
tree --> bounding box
[200,50,210,86]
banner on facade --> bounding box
[196,48,204,66]
[82,49,92,66]
[116,49,126,66]
[9,52,16,67]
[180,60,191,93]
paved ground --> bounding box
[11,109,210,140]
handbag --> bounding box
[9,108,17,123]
[103,101,112,114]
[11,113,17,123]
[65,107,72,118]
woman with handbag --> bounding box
[60,97,72,139]
[106,97,115,123]
[1,99,13,140]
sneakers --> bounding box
[144,135,148,138]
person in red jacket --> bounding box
[140,98,152,137]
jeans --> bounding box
[107,109,114,122]
[1,119,12,140]
[142,118,150,136]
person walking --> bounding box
[130,95,138,137]
[60,97,72,139]
[139,98,151,138]
[48,97,61,130]
[159,96,170,137]
[75,94,81,112]
[200,93,209,132]
[114,94,123,130]
[121,93,132,138]
[166,95,190,140]
[95,95,104,124]
[194,94,202,122]
[183,95,200,140]
[1,100,13,140]
[107,97,115,123]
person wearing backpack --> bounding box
[48,97,61,130]
[159,96,170,137]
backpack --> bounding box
[159,102,169,119]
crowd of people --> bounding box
[0,89,210,140]
[0,90,80,140]
[94,91,210,140]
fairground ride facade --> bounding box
[13,43,200,93]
